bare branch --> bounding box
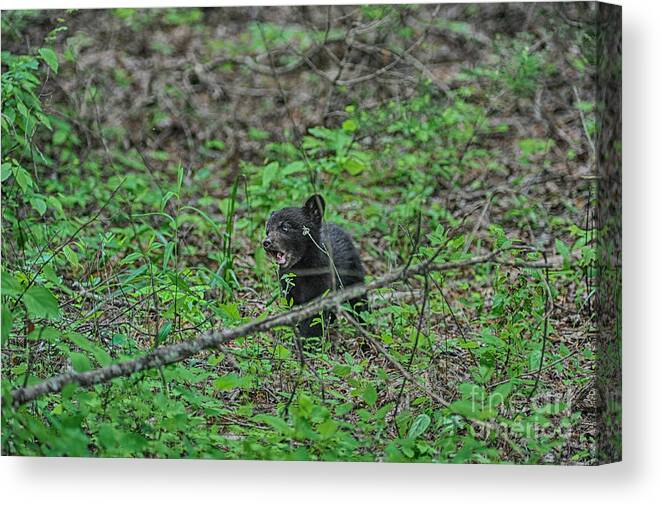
[10,248,568,406]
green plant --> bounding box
[2,7,599,464]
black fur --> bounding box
[263,194,367,337]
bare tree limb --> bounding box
[9,248,567,406]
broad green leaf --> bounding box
[111,334,127,346]
[28,326,61,342]
[400,439,416,458]
[29,197,47,216]
[1,304,13,344]
[14,167,33,193]
[16,100,29,121]
[273,344,291,359]
[1,163,11,182]
[212,373,242,391]
[342,119,358,132]
[282,160,305,175]
[66,332,112,366]
[62,245,80,269]
[298,393,314,414]
[449,399,497,420]
[52,129,68,145]
[261,161,279,188]
[344,158,365,176]
[555,238,571,267]
[362,382,377,407]
[97,424,120,449]
[253,414,293,436]
[317,419,338,438]
[218,303,240,321]
[23,285,60,320]
[490,382,514,406]
[408,413,431,439]
[156,321,172,345]
[70,352,91,372]
[335,402,353,416]
[205,139,225,150]
[38,47,59,73]
[332,364,352,377]
[162,241,174,269]
[1,272,23,297]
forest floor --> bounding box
[2,4,600,463]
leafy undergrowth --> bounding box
[2,5,598,463]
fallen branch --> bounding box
[9,249,566,406]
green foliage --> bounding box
[1,7,597,464]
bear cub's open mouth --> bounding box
[265,247,288,266]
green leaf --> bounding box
[204,139,225,151]
[335,402,353,416]
[38,47,59,73]
[218,303,241,321]
[162,241,174,269]
[14,167,33,193]
[97,424,120,449]
[408,413,431,439]
[16,100,29,121]
[282,160,306,175]
[156,321,172,345]
[111,334,127,346]
[1,163,12,182]
[362,382,377,407]
[555,238,571,267]
[29,197,47,216]
[273,344,291,359]
[47,195,64,216]
[1,304,13,344]
[342,119,358,132]
[400,439,415,458]
[70,352,91,372]
[28,326,61,342]
[449,399,497,420]
[62,245,80,270]
[160,191,177,212]
[261,161,279,188]
[212,373,242,391]
[344,158,365,176]
[177,163,184,193]
[66,332,112,366]
[253,414,293,436]
[332,364,352,377]
[490,382,513,406]
[52,129,68,145]
[1,272,23,297]
[23,285,61,320]
[317,419,338,438]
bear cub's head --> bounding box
[263,195,325,269]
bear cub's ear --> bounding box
[303,194,325,224]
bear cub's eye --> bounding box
[281,222,292,232]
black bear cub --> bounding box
[263,194,367,337]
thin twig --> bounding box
[572,85,596,156]
[527,251,551,400]
[10,180,126,310]
[394,274,429,415]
